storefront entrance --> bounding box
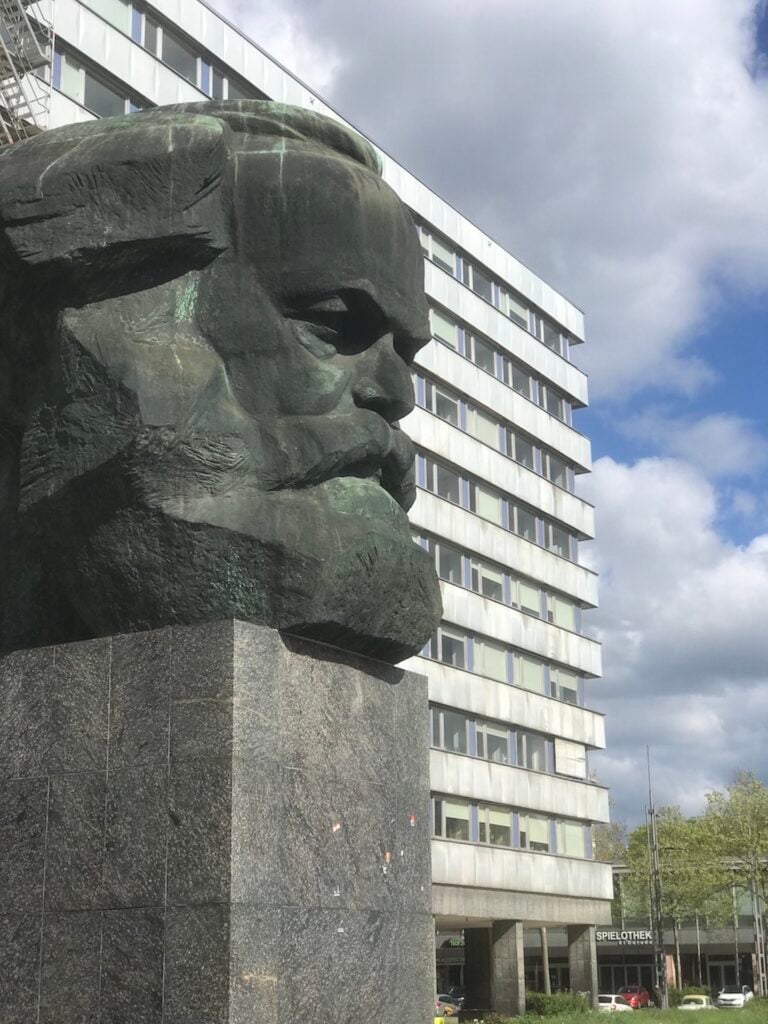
[598,955,654,994]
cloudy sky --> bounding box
[209,0,768,826]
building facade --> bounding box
[1,0,613,1013]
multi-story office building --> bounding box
[1,0,613,1013]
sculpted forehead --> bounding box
[231,143,430,346]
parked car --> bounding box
[598,994,634,1013]
[716,984,754,1008]
[436,994,460,1016]
[618,984,652,1009]
[679,994,717,1011]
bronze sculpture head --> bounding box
[0,101,441,661]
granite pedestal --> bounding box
[0,621,435,1023]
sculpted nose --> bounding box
[351,334,414,423]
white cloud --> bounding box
[622,410,768,477]
[583,457,768,821]
[208,0,768,400]
[202,0,768,822]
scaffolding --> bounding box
[0,0,53,145]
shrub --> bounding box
[668,985,710,1008]
[523,991,589,1016]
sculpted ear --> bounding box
[0,111,232,306]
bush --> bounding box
[523,991,589,1016]
[667,985,710,1008]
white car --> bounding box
[598,994,633,1013]
[679,994,717,1011]
[716,984,754,1008]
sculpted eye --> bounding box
[288,295,353,358]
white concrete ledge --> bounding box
[410,490,599,607]
[430,750,610,822]
[413,342,592,471]
[440,585,601,677]
[424,263,588,404]
[432,840,614,900]
[408,408,595,538]
[402,659,606,749]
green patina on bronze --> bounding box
[0,100,441,662]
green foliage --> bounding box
[667,985,710,1007]
[524,992,589,1016]
[622,804,731,926]
[705,771,768,907]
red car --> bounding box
[617,985,652,1009]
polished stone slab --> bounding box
[0,621,434,1023]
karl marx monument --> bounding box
[0,102,441,1023]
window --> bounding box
[143,15,159,54]
[54,49,139,118]
[516,654,545,694]
[463,262,494,304]
[548,593,578,631]
[434,627,466,669]
[212,68,225,100]
[471,560,504,602]
[438,708,468,757]
[540,384,569,423]
[479,804,512,846]
[557,819,586,857]
[466,406,499,447]
[546,522,572,559]
[84,71,127,118]
[520,813,550,852]
[474,637,507,682]
[425,460,461,505]
[161,26,198,82]
[421,229,457,275]
[476,720,510,763]
[503,290,529,329]
[430,308,459,350]
[433,798,471,841]
[468,334,497,376]
[425,380,460,427]
[472,483,503,525]
[435,542,463,586]
[550,667,579,704]
[510,503,537,542]
[227,77,258,100]
[554,738,587,779]
[544,452,569,489]
[508,431,536,470]
[508,362,532,399]
[86,0,131,31]
[511,577,541,616]
[518,730,548,772]
[542,320,563,354]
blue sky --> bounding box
[213,0,768,827]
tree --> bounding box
[622,806,731,986]
[704,772,768,995]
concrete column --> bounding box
[464,928,492,1012]
[541,926,551,994]
[492,920,526,1017]
[567,924,598,1009]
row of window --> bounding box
[419,224,574,360]
[429,307,573,425]
[426,624,582,704]
[415,371,575,492]
[414,534,582,632]
[418,454,579,561]
[432,796,591,859]
[83,0,261,101]
[431,705,588,780]
[53,47,147,117]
